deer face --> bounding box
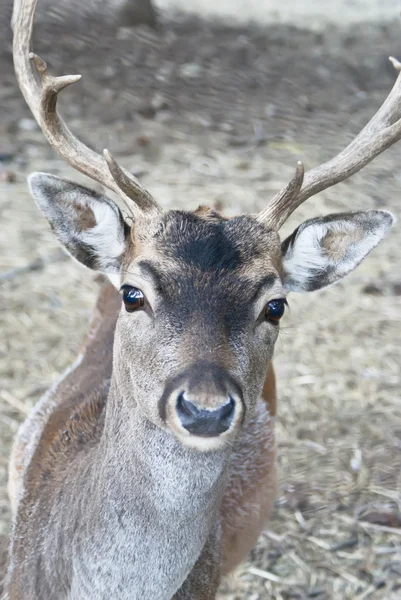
[29,173,393,451]
[116,209,284,450]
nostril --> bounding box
[175,393,236,437]
[177,392,199,417]
[219,397,235,419]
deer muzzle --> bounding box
[159,363,245,450]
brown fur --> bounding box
[74,204,97,231]
[262,361,277,417]
[194,206,228,221]
[8,282,120,517]
[221,404,276,574]
[322,228,363,262]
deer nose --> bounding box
[176,392,236,437]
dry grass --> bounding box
[1,11,401,599]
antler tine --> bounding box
[12,0,161,217]
[258,161,304,228]
[103,150,157,212]
[259,58,401,230]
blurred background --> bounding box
[1,1,401,598]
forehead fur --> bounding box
[148,210,281,275]
[122,210,283,356]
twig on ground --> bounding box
[0,390,29,415]
[248,566,303,586]
[337,514,401,537]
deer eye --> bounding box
[120,285,145,313]
[265,298,287,323]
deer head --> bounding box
[14,0,399,451]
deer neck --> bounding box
[101,377,230,508]
[74,375,229,598]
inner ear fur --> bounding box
[28,172,130,276]
[281,210,394,292]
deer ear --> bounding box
[29,173,129,285]
[281,210,394,292]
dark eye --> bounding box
[120,285,145,313]
[264,298,287,323]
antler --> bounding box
[259,57,401,229]
[12,0,160,217]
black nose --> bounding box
[176,392,236,437]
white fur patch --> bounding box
[283,222,329,290]
[282,211,393,293]
[81,200,126,271]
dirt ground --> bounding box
[1,4,401,600]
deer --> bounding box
[6,0,401,598]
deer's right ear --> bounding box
[29,173,129,285]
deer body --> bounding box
[8,1,400,598]
[8,283,276,599]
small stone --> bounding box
[137,103,156,119]
[179,62,202,80]
[362,510,401,528]
[350,448,362,472]
[217,122,234,133]
[316,66,331,81]
[118,0,158,29]
[265,103,277,118]
[0,169,16,183]
[103,65,117,79]
[151,93,169,111]
[362,283,382,295]
[136,135,151,147]
[0,152,14,163]
[156,62,174,83]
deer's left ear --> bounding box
[281,210,394,292]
